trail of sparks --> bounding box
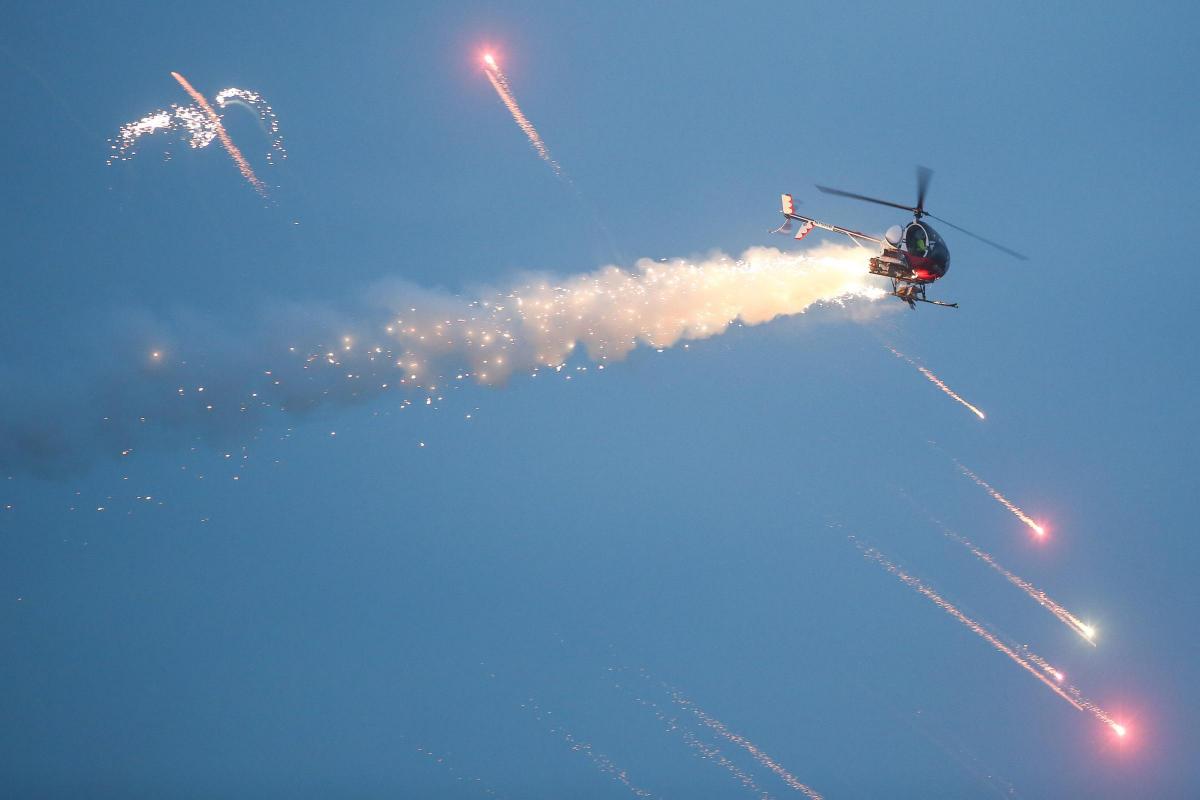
[954,460,1046,537]
[482,54,563,177]
[170,71,268,196]
[1019,648,1124,734]
[886,345,985,420]
[214,88,287,163]
[109,85,286,169]
[524,700,659,798]
[415,747,507,798]
[934,519,1096,644]
[4,244,884,476]
[669,689,823,799]
[618,677,773,799]
[852,538,1126,736]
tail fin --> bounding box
[781,193,796,216]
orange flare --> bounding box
[936,520,1096,645]
[170,71,267,196]
[853,537,1123,733]
[481,57,563,177]
[954,460,1046,538]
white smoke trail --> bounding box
[1,243,883,476]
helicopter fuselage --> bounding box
[870,221,950,285]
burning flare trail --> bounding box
[935,519,1096,644]
[670,689,823,799]
[170,71,268,196]
[886,346,985,420]
[0,243,884,476]
[954,460,1046,537]
[524,700,658,798]
[482,53,563,176]
[852,537,1125,736]
[618,675,774,799]
[110,76,285,195]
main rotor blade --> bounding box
[916,165,933,214]
[815,184,916,213]
[927,213,1029,261]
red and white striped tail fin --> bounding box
[781,193,796,216]
[793,219,815,241]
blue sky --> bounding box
[2,2,1198,797]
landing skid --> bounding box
[890,280,957,310]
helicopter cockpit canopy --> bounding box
[904,222,949,264]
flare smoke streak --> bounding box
[169,71,267,196]
[954,460,1046,537]
[934,518,1096,644]
[483,54,564,177]
[852,537,1125,736]
[2,244,882,476]
[109,75,285,193]
[670,689,823,799]
[886,345,985,420]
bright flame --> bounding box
[480,52,564,177]
[954,459,1047,538]
[852,537,1124,734]
[886,346,985,420]
[1112,723,1127,737]
[933,519,1097,645]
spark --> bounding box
[853,537,1125,733]
[934,518,1096,644]
[5,244,884,475]
[482,52,564,176]
[954,460,1046,537]
[670,689,823,799]
[213,88,287,163]
[524,700,658,798]
[886,346,985,420]
[170,72,267,195]
[110,79,285,189]
[618,678,774,799]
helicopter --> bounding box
[772,167,1027,308]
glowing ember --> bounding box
[481,49,564,177]
[170,71,267,196]
[852,536,1124,734]
[954,459,1048,538]
[109,77,285,188]
[932,518,1097,645]
[886,345,986,420]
